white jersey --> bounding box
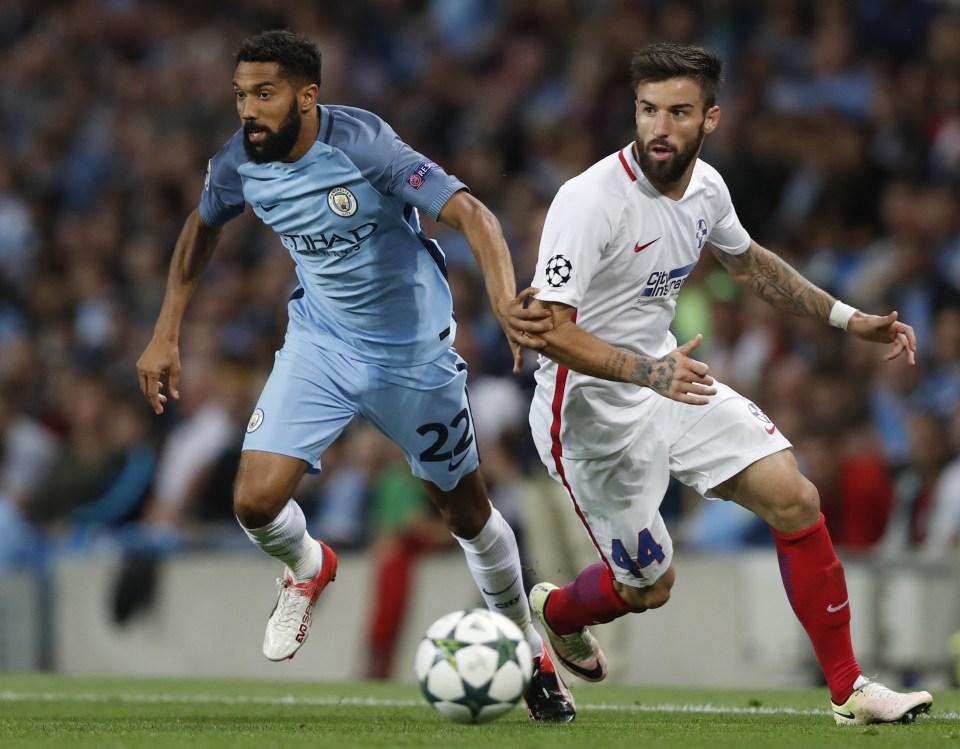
[531,144,751,459]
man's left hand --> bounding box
[848,310,917,364]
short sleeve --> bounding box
[198,132,247,226]
[324,107,467,221]
[532,180,615,308]
[706,175,750,255]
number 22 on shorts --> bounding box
[416,407,474,471]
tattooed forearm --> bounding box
[712,243,833,321]
[602,349,630,380]
[629,355,676,394]
[749,252,832,319]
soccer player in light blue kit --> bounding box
[135,30,572,721]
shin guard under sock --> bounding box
[772,513,861,703]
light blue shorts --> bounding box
[242,336,479,491]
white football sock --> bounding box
[239,498,321,582]
[454,506,543,658]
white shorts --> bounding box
[530,382,792,588]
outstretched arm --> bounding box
[711,240,916,364]
[136,209,223,413]
[438,190,552,373]
[527,298,717,405]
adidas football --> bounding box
[415,608,533,723]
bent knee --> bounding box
[232,494,263,526]
[233,487,289,528]
[614,565,675,612]
[233,482,285,528]
[767,476,821,534]
[233,453,303,528]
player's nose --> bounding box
[652,111,671,136]
[238,98,259,120]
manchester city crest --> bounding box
[327,186,358,217]
[246,408,264,433]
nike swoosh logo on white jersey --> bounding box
[634,237,660,253]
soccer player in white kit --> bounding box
[524,42,933,726]
[135,30,572,721]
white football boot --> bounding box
[831,675,932,725]
[529,582,608,682]
[262,540,338,661]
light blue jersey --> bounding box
[199,105,481,487]
[199,105,467,366]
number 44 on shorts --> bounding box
[611,530,665,578]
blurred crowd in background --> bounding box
[1,0,960,675]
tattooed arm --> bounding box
[711,240,917,363]
[709,240,835,321]
[527,298,717,405]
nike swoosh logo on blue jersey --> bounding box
[259,202,280,212]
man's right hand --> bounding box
[646,334,717,405]
[136,338,181,414]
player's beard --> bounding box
[637,127,705,188]
[243,99,302,164]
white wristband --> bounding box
[829,301,857,330]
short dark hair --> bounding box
[236,30,322,87]
[629,42,723,109]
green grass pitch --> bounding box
[0,674,957,749]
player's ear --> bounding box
[299,83,319,114]
[703,105,720,133]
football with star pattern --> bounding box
[414,608,533,723]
